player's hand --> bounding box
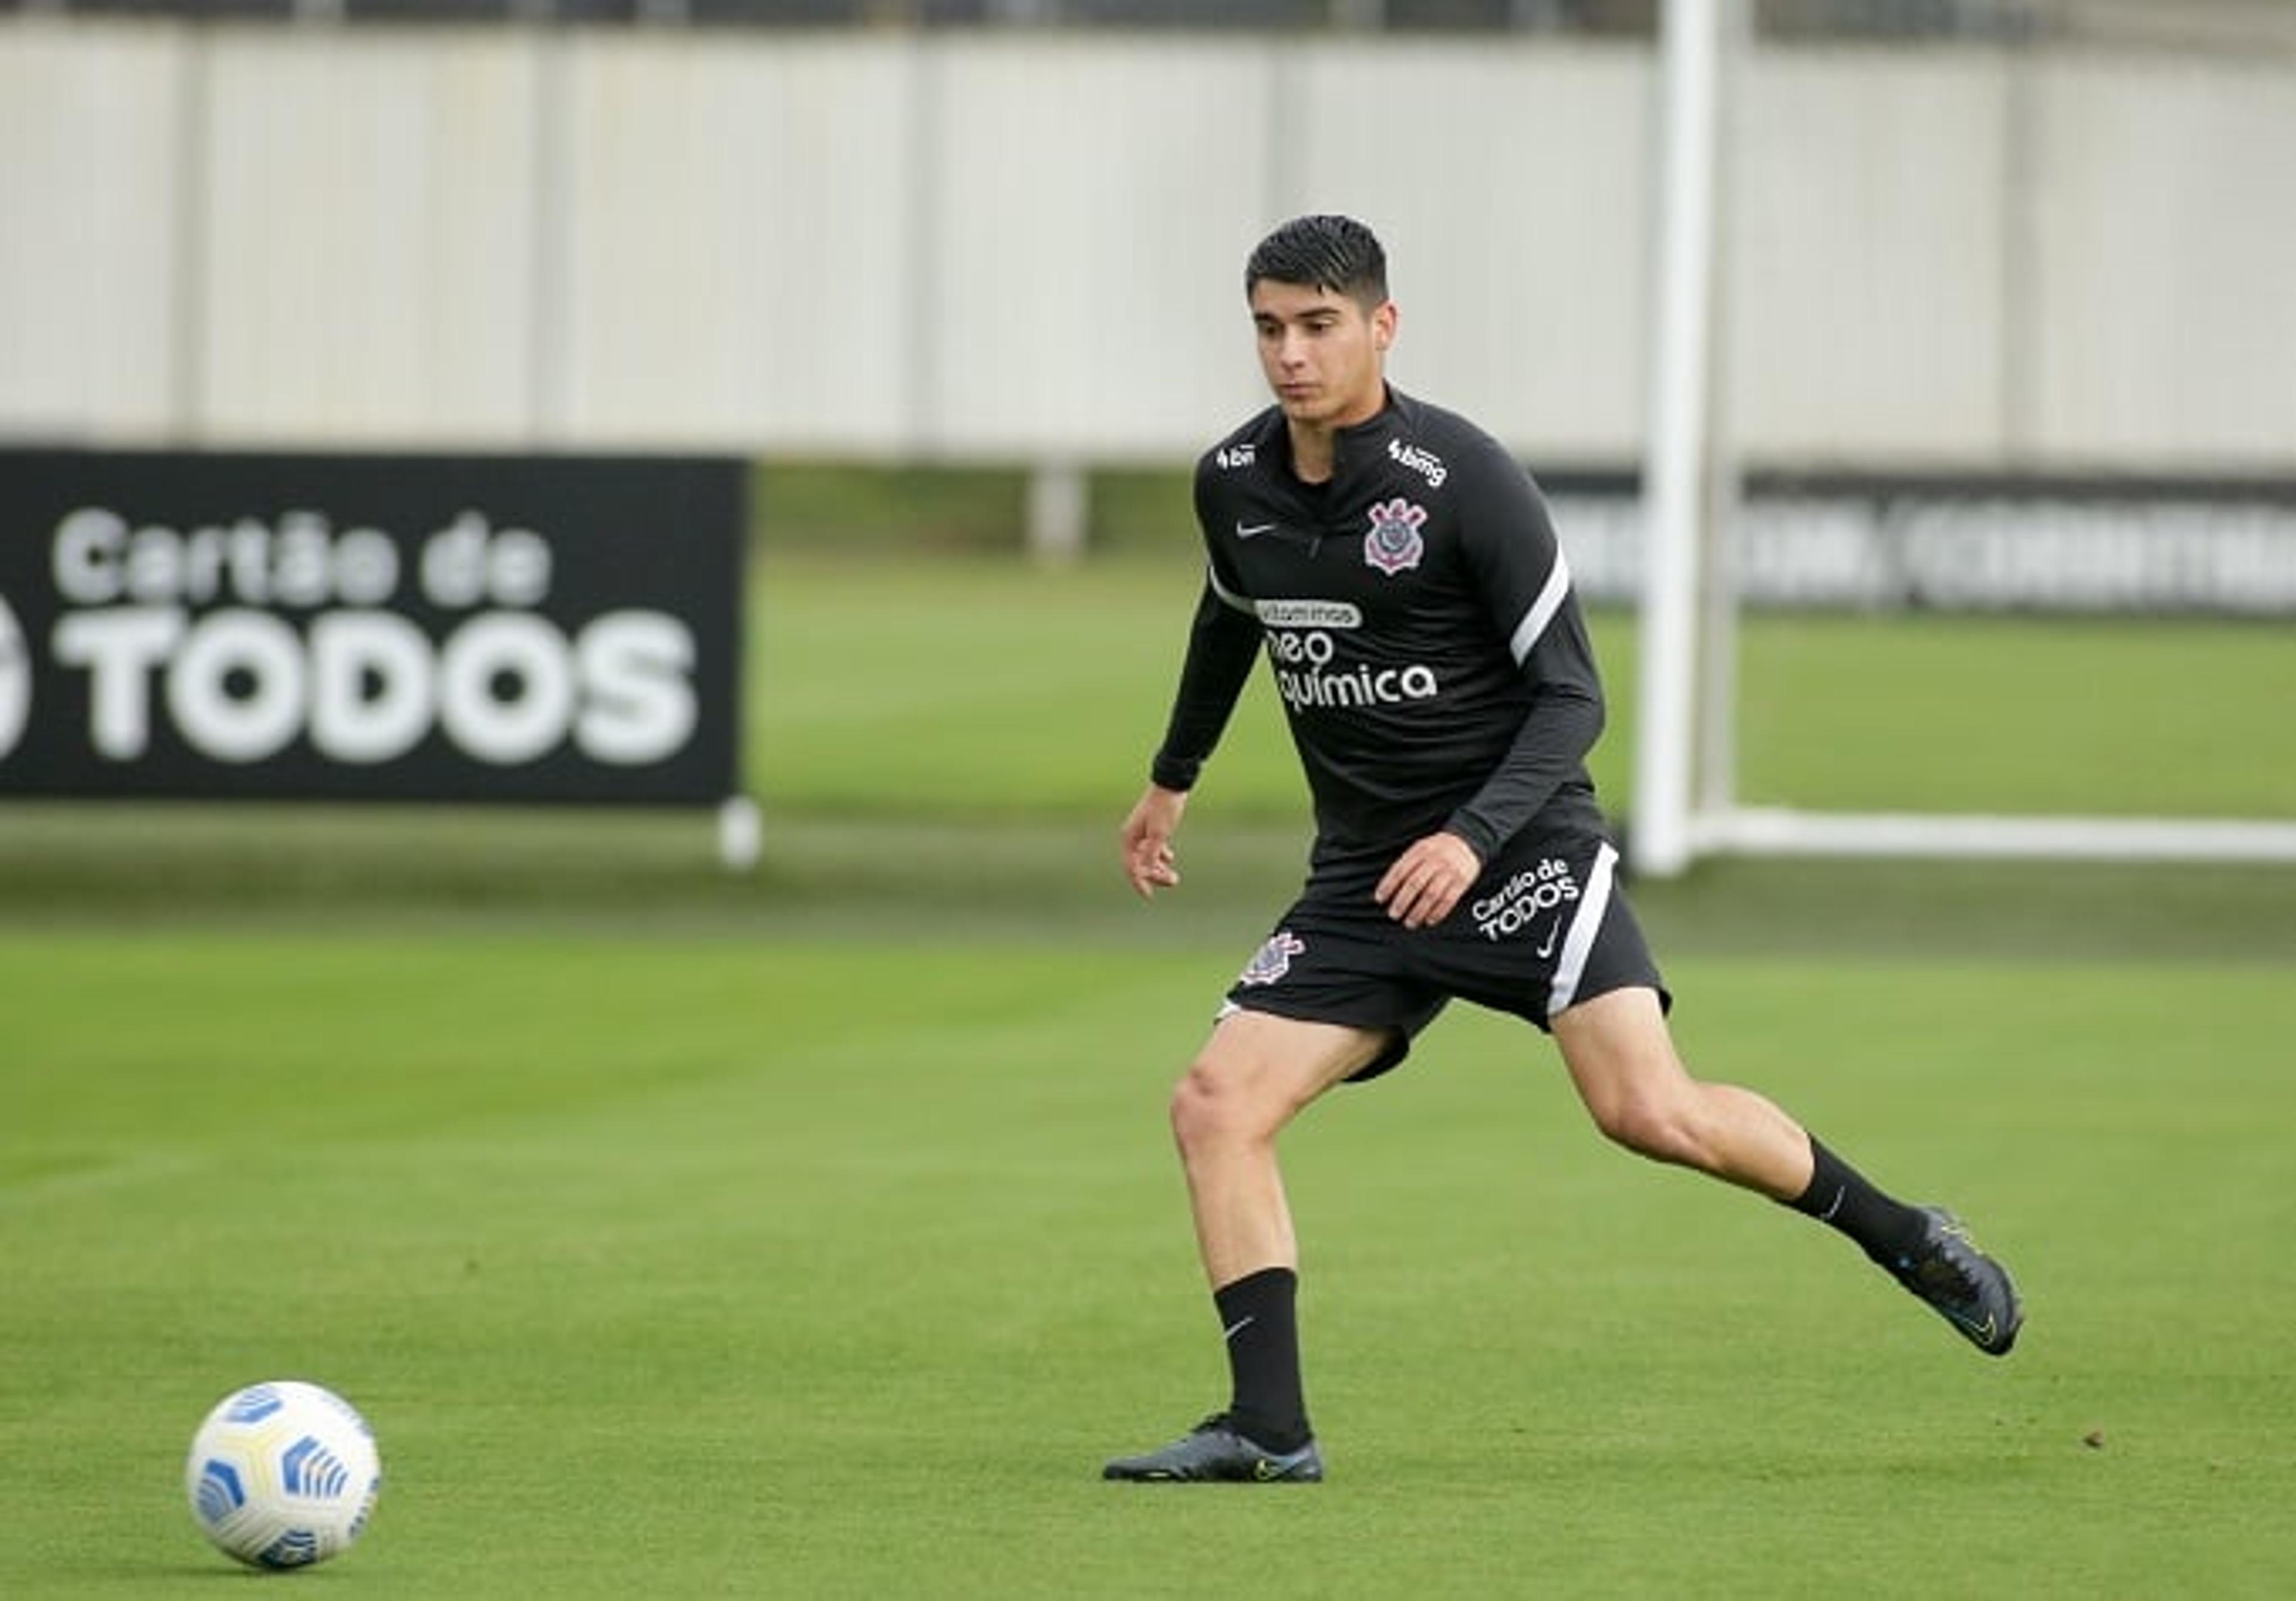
[1120,784,1189,900]
[1376,831,1483,929]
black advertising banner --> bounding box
[0,451,745,804]
[1537,468,2296,614]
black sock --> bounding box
[1787,1136,1929,1267]
[1213,1266,1309,1452]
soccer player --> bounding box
[1102,215,2021,1485]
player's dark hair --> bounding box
[1245,215,1388,309]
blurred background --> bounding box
[1,0,2292,891]
[8,0,2294,471]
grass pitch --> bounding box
[2,933,2292,1597]
[746,552,2296,824]
[1,551,2293,1596]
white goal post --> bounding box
[1629,0,1726,879]
[1627,0,2296,877]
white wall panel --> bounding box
[1286,42,1651,461]
[0,23,186,439]
[924,38,1274,458]
[3,23,2292,472]
[1730,48,2010,463]
[2027,54,2296,467]
[555,35,914,451]
[196,30,536,444]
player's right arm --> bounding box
[1128,463,1263,897]
[1122,783,1189,899]
[1148,576,1261,795]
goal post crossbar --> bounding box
[1687,808,2296,865]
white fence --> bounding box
[4,19,2293,469]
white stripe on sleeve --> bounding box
[1207,560,1254,614]
[1507,549,1573,667]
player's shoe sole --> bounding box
[1890,1205,2023,1355]
[1103,1415,1325,1483]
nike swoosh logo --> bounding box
[1947,1308,1997,1343]
[1222,1316,1256,1342]
[1535,922,1565,959]
[1235,522,1278,539]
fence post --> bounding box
[1026,459,1088,565]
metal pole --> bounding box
[1629,0,1722,878]
[1693,0,1747,823]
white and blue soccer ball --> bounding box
[185,1380,381,1571]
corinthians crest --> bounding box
[1238,930,1306,987]
[1363,497,1428,576]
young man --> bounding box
[1103,215,2021,1485]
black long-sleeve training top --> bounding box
[1150,387,1610,883]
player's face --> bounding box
[1249,280,1394,432]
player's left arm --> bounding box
[1376,444,1605,928]
[1443,445,1606,858]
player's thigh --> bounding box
[1177,1007,1394,1133]
[1547,985,1693,1132]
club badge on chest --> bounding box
[1363,497,1428,576]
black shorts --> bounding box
[1219,827,1669,1080]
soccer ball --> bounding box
[184,1380,381,1570]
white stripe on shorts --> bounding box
[1546,839,1619,1018]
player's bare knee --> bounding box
[1169,1056,1253,1154]
[1589,1090,1712,1169]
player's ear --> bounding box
[1372,300,1397,352]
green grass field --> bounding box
[2,551,2293,1596]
